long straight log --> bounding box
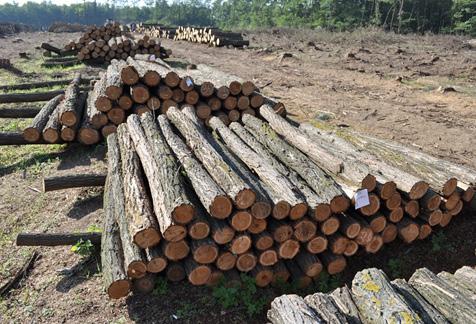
[268,294,323,324]
[101,176,131,299]
[304,292,350,324]
[166,106,255,209]
[210,116,307,219]
[78,92,103,145]
[23,94,63,142]
[117,125,161,248]
[0,90,66,104]
[61,92,88,142]
[158,115,232,219]
[42,104,61,143]
[58,74,81,127]
[42,173,106,192]
[0,107,41,118]
[16,233,101,246]
[106,134,147,279]
[105,60,127,100]
[127,113,193,241]
[0,132,62,145]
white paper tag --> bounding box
[185,77,193,87]
[354,189,370,209]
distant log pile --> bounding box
[63,23,171,63]
[268,266,476,323]
[140,24,249,48]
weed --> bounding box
[87,224,102,233]
[70,239,95,258]
[212,274,267,316]
[387,258,403,278]
[175,302,198,319]
[152,277,168,296]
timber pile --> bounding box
[141,24,249,47]
[63,23,170,63]
[74,57,278,145]
[95,100,473,298]
[268,266,476,323]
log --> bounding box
[397,218,420,243]
[162,240,190,261]
[268,294,323,324]
[41,42,62,55]
[101,181,131,299]
[272,261,291,285]
[0,77,95,91]
[229,210,252,231]
[391,278,449,324]
[454,266,476,291]
[166,262,186,282]
[320,216,340,235]
[215,250,237,271]
[306,233,328,254]
[127,113,192,241]
[78,94,103,145]
[253,231,274,251]
[242,115,348,215]
[339,213,362,239]
[293,217,317,242]
[236,252,257,272]
[166,106,255,209]
[285,261,312,288]
[42,173,105,192]
[250,265,273,287]
[364,235,384,254]
[329,234,349,255]
[210,116,307,219]
[42,103,61,143]
[381,223,398,243]
[0,106,41,118]
[0,132,59,145]
[304,293,350,323]
[0,251,39,298]
[409,268,476,323]
[106,134,146,279]
[117,125,161,248]
[367,213,387,233]
[249,217,267,234]
[206,267,224,287]
[91,74,112,112]
[133,273,156,294]
[258,249,278,266]
[437,271,476,297]
[60,92,88,141]
[158,115,232,219]
[145,247,167,273]
[191,238,218,264]
[16,233,101,246]
[352,268,423,323]
[329,286,363,324]
[278,239,300,259]
[321,252,346,275]
[187,209,210,240]
[104,60,127,100]
[344,240,359,256]
[0,90,66,104]
[295,251,322,277]
[210,218,235,244]
[229,233,252,255]
[23,95,63,142]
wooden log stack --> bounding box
[137,23,177,40]
[97,97,473,298]
[64,23,170,63]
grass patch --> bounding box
[0,118,30,132]
[0,144,65,175]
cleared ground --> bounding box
[0,30,475,323]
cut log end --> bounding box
[443,177,458,197]
[314,203,331,222]
[418,223,432,239]
[409,181,429,200]
[380,181,397,200]
[404,200,420,218]
[164,240,190,261]
[355,227,374,246]
[172,204,195,225]
[107,279,131,299]
[398,220,419,243]
[358,194,380,216]
[236,253,257,272]
[330,196,350,213]
[231,211,252,231]
[210,195,233,219]
[147,257,167,273]
[279,239,300,259]
[326,255,347,275]
[253,267,273,287]
[212,226,235,245]
[344,240,359,256]
[163,225,187,242]
[386,192,401,210]
[382,224,398,243]
[344,222,361,239]
[248,217,267,234]
[134,228,161,249]
[293,219,317,242]
[127,261,147,279]
[188,265,211,286]
[444,192,460,211]
[259,249,278,266]
[188,222,210,240]
[234,189,256,209]
[216,251,237,271]
[289,203,308,220]
[273,201,291,220]
[78,128,100,145]
[43,129,59,143]
[61,111,78,127]
[369,215,387,233]
[321,216,340,235]
[365,235,383,254]
[61,127,75,142]
[361,174,376,192]
[388,207,404,223]
[307,235,328,254]
[193,244,218,264]
[23,128,41,142]
[251,201,272,220]
[230,235,252,255]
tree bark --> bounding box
[42,173,106,192]
[352,268,423,323]
[166,106,255,209]
[0,90,65,104]
[127,113,192,241]
[58,74,82,127]
[104,60,127,100]
[268,294,323,324]
[0,107,41,118]
[409,268,476,323]
[117,125,161,248]
[91,73,112,112]
[42,103,61,143]
[16,232,101,246]
[329,286,363,324]
[158,115,232,219]
[23,94,63,142]
[304,292,350,323]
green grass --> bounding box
[0,144,65,175]
[0,118,31,132]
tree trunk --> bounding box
[42,173,106,192]
[58,74,82,127]
[352,268,423,323]
[78,93,103,145]
[437,271,476,297]
[91,73,112,112]
[145,246,167,273]
[0,107,41,118]
[306,233,328,254]
[104,60,127,100]
[184,257,211,286]
[166,262,186,282]
[409,268,476,323]
[16,232,101,246]
[268,294,323,324]
[101,177,131,299]
[209,218,235,245]
[60,92,88,142]
[133,273,156,294]
[23,94,63,142]
[258,248,278,266]
[166,106,255,209]
[158,115,232,219]
[161,240,190,261]
[286,261,312,288]
[304,292,350,323]
[117,125,161,248]
[321,252,347,275]
[42,103,61,143]
[0,132,56,145]
[126,113,192,241]
[0,77,95,91]
[106,134,146,279]
[215,250,236,271]
[0,90,67,104]
[229,233,252,255]
[191,238,219,264]
[329,286,363,324]
[295,251,323,277]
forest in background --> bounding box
[0,0,474,36]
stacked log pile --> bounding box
[75,57,278,145]
[268,266,476,323]
[97,99,473,298]
[63,23,170,63]
[140,24,249,47]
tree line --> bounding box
[0,0,474,36]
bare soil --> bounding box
[0,30,475,323]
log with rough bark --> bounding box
[105,60,127,100]
[329,286,363,324]
[0,89,66,104]
[117,125,161,248]
[106,134,147,279]
[16,232,101,246]
[78,93,103,145]
[42,173,105,192]
[352,268,423,323]
[304,292,350,324]
[60,92,88,142]
[242,115,349,215]
[409,268,476,323]
[0,77,95,91]
[127,113,193,241]
[58,74,82,127]
[268,294,323,324]
[158,115,232,219]
[210,116,307,219]
[23,94,63,142]
[0,132,59,145]
[91,73,112,112]
[166,106,255,209]
[145,247,168,273]
[437,271,476,297]
[391,278,449,324]
[42,103,61,143]
[101,176,131,299]
[184,257,211,286]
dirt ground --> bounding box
[0,30,475,323]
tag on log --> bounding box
[185,77,193,87]
[354,189,370,209]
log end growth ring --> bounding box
[107,279,131,299]
[234,189,256,210]
[172,204,195,225]
[134,228,161,249]
[210,195,233,219]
